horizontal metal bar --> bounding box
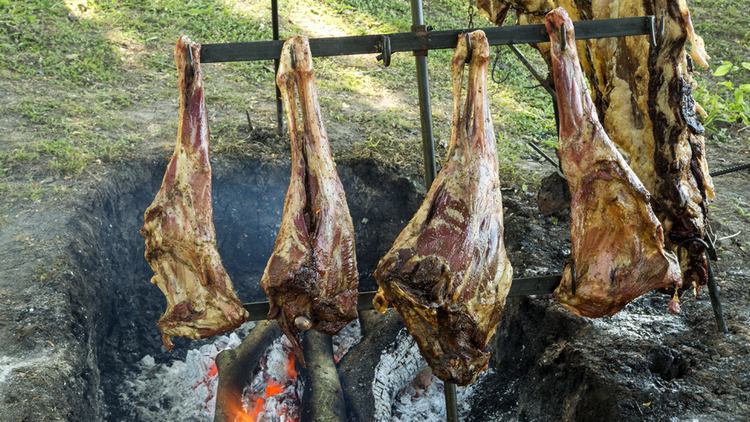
[242,274,561,321]
[711,162,750,177]
[201,17,653,63]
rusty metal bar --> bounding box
[200,17,654,63]
[243,274,561,321]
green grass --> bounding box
[0,0,558,194]
[690,0,750,140]
[0,0,743,205]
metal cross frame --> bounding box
[192,2,687,421]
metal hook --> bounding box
[376,35,392,67]
[672,235,717,261]
[289,48,297,70]
[648,15,657,47]
[660,15,666,41]
[559,25,567,52]
[186,44,194,72]
[464,32,473,63]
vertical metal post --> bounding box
[409,0,453,418]
[410,0,437,186]
[706,257,729,335]
[272,0,283,135]
[444,381,459,422]
[409,5,455,420]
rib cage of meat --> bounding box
[373,31,513,385]
[476,0,714,293]
[546,8,682,317]
[140,37,248,350]
[261,36,358,364]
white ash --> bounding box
[332,318,362,363]
[591,297,689,341]
[0,353,53,385]
[117,322,254,421]
[372,329,426,421]
[392,368,490,421]
[372,328,490,421]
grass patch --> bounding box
[690,0,749,141]
[0,0,742,203]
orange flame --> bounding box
[246,397,264,422]
[224,398,260,422]
[265,382,284,397]
[207,362,218,378]
[287,354,297,380]
[223,351,299,422]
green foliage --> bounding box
[696,60,750,130]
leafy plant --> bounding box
[696,60,750,130]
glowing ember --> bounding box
[265,383,284,397]
[118,330,246,421]
[207,362,218,378]
[229,336,301,422]
[286,355,297,379]
[224,320,359,421]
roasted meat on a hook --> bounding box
[141,37,248,350]
[373,31,513,385]
[261,36,359,364]
[546,9,682,317]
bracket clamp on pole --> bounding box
[411,24,432,57]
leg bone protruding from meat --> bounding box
[373,31,513,386]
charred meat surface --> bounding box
[546,8,682,317]
[261,36,358,364]
[140,37,248,350]
[649,0,715,292]
[476,0,714,292]
[373,31,513,386]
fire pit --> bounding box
[6,146,724,422]
[60,150,575,421]
[69,155,424,420]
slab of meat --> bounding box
[546,8,682,317]
[649,0,715,293]
[140,37,248,350]
[373,31,513,385]
[261,36,358,364]
[476,0,714,293]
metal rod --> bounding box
[710,162,750,177]
[444,381,459,422]
[411,0,437,187]
[508,45,556,99]
[271,0,283,135]
[200,17,654,63]
[706,257,729,335]
[243,274,562,321]
[526,140,559,169]
[243,275,560,321]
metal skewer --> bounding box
[200,17,655,63]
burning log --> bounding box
[300,332,346,422]
[338,310,407,421]
[213,321,281,422]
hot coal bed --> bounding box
[47,155,705,421]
